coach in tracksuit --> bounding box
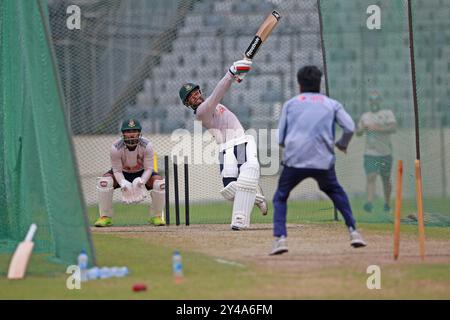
[270,65,367,255]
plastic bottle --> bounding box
[172,251,184,283]
[87,267,100,280]
[116,266,129,277]
[99,267,111,279]
[77,250,88,282]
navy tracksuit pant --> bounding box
[273,165,356,237]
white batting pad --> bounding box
[150,179,165,218]
[231,162,260,229]
[220,181,237,202]
[97,176,114,217]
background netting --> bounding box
[320,0,449,225]
[44,0,448,226]
[0,0,95,275]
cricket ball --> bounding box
[132,283,147,292]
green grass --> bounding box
[1,199,447,299]
[87,197,450,227]
[0,235,270,299]
[1,230,449,299]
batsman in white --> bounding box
[179,59,268,230]
[95,119,166,227]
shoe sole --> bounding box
[269,248,288,255]
[351,242,367,248]
[94,223,112,227]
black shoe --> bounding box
[383,203,391,213]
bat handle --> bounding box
[25,223,37,242]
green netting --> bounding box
[411,0,450,224]
[42,0,448,227]
[320,0,449,226]
[0,0,95,275]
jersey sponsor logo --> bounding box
[218,106,226,114]
[100,181,108,187]
[297,95,324,102]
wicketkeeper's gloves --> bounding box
[120,179,134,204]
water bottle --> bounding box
[172,251,184,283]
[87,267,100,280]
[77,250,88,282]
[99,267,111,279]
[116,266,129,277]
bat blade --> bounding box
[7,241,35,279]
[7,223,37,280]
[244,10,281,60]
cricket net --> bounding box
[0,0,95,276]
[42,0,449,227]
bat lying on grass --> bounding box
[7,223,37,280]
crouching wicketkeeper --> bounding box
[95,119,166,227]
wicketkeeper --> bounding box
[95,119,166,227]
[179,59,268,230]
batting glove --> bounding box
[229,59,252,82]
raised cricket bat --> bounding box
[7,223,37,279]
[244,10,281,61]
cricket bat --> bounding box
[7,223,37,279]
[244,10,281,61]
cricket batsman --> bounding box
[94,119,166,227]
[178,59,268,230]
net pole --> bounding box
[407,0,421,161]
[317,0,338,222]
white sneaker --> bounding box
[269,236,288,255]
[350,231,367,248]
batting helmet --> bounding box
[179,83,200,107]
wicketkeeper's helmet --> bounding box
[179,83,200,107]
[121,119,142,147]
